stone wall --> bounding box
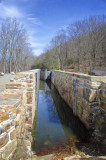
[52,70,106,144]
[0,69,40,159]
[40,70,52,81]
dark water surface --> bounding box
[32,81,103,156]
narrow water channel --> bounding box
[32,81,103,156]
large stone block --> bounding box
[0,132,9,148]
[83,87,90,101]
[0,126,3,135]
[89,89,96,102]
[77,86,83,97]
[27,98,33,104]
[26,104,32,112]
[10,127,16,140]
[27,91,33,98]
[30,74,34,79]
[15,114,21,126]
[27,87,33,91]
[1,120,13,132]
[16,126,21,138]
[0,111,9,123]
[86,81,102,89]
[0,139,17,159]
[27,118,32,124]
[25,124,32,132]
[27,83,33,87]
[100,102,106,110]
[101,90,106,101]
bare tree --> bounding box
[33,15,106,73]
[0,18,35,73]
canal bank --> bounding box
[0,70,40,159]
[0,69,106,159]
[32,81,105,159]
[41,70,106,148]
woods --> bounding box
[32,15,106,74]
[0,18,35,73]
[0,15,105,74]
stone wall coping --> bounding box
[54,70,106,82]
[16,69,40,74]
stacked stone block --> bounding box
[52,70,106,145]
[0,70,40,159]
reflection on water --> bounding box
[50,83,90,142]
[32,81,93,156]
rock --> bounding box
[27,87,33,91]
[11,72,15,75]
[63,155,81,160]
[0,111,9,123]
[32,154,54,160]
[15,114,21,126]
[30,74,34,79]
[100,102,106,110]
[25,124,32,131]
[101,90,106,101]
[89,89,96,102]
[10,127,16,140]
[1,119,12,132]
[0,139,17,159]
[27,118,32,124]
[88,81,102,90]
[16,126,21,138]
[27,98,33,104]
[10,79,14,82]
[0,132,9,148]
[0,72,4,76]
[77,86,83,97]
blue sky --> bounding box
[0,0,106,56]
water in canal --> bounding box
[32,81,101,156]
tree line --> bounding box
[32,15,106,73]
[0,18,35,73]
